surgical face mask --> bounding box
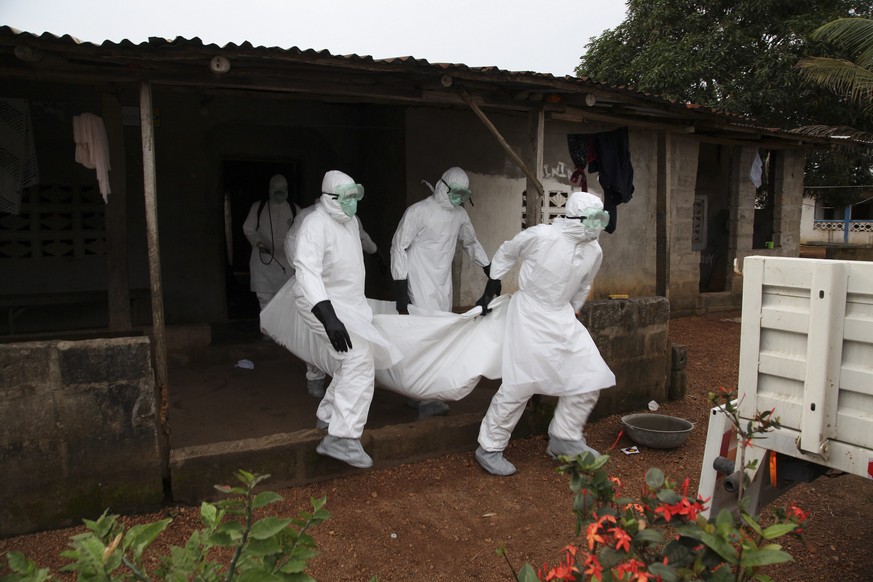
[441,179,472,206]
[324,183,364,218]
[565,208,609,229]
[271,189,288,204]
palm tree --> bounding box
[797,17,873,115]
[796,18,873,211]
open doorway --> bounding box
[222,159,303,320]
[753,150,777,250]
[694,144,731,293]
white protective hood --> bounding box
[433,166,468,210]
[320,170,355,223]
[561,191,605,243]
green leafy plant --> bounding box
[1,470,329,582]
[510,388,807,581]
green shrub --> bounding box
[1,470,329,582]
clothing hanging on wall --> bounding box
[591,127,634,234]
[72,113,111,202]
[750,149,763,188]
[566,134,589,191]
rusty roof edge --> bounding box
[1,26,865,147]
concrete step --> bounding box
[169,406,553,504]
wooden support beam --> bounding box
[527,105,545,226]
[656,131,669,297]
[457,87,544,197]
[102,91,131,331]
[140,80,171,491]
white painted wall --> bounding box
[400,107,807,313]
[801,197,817,243]
[801,198,873,245]
[403,108,663,308]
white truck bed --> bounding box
[699,256,873,514]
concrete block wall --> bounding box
[2,299,671,519]
[0,337,163,537]
[667,138,703,313]
[582,297,671,418]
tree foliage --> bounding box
[577,0,873,207]
[798,18,873,116]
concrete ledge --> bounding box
[581,297,671,418]
[0,336,163,537]
[170,406,554,504]
[3,296,673,526]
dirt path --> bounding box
[3,312,872,580]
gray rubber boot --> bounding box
[307,378,326,398]
[546,437,599,460]
[417,400,450,420]
[315,419,329,430]
[474,446,517,476]
[316,435,373,469]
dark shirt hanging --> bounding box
[593,127,634,234]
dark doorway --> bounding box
[695,144,731,293]
[222,159,303,320]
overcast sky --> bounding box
[1,0,628,76]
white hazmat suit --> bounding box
[284,203,381,398]
[390,166,490,312]
[242,174,301,310]
[290,170,402,468]
[475,191,616,476]
[390,166,491,419]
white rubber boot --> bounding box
[475,446,517,476]
[316,435,373,469]
[546,437,599,460]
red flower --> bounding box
[613,558,653,581]
[586,520,606,550]
[787,504,808,523]
[585,515,616,550]
[610,526,632,552]
[583,553,604,581]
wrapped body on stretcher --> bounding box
[260,280,509,402]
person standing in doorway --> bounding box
[242,174,301,321]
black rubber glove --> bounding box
[394,279,410,315]
[475,277,502,316]
[483,263,492,278]
[311,300,353,352]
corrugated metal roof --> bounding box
[0,25,855,147]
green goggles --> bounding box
[442,179,473,206]
[324,183,365,202]
[566,208,610,229]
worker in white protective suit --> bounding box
[242,174,301,314]
[473,191,616,476]
[284,203,386,398]
[390,166,493,419]
[292,170,401,468]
